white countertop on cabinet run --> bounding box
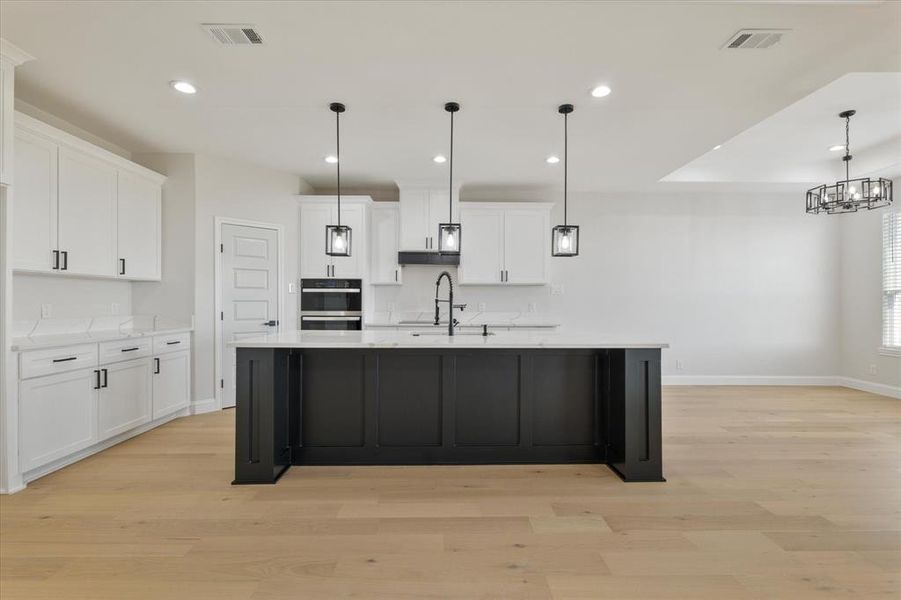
[230,330,668,349]
[11,326,192,352]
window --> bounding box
[884,211,901,349]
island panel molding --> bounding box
[231,332,665,484]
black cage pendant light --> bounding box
[438,102,462,254]
[325,102,352,257]
[806,109,893,215]
[552,104,579,256]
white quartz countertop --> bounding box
[364,311,560,328]
[229,330,668,349]
[11,326,193,352]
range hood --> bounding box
[397,251,460,266]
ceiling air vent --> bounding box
[723,29,788,50]
[202,23,264,46]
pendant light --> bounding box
[325,102,351,257]
[552,103,579,256]
[438,102,461,254]
[806,109,893,215]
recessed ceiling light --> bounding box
[713,145,722,150]
[170,80,197,94]
[324,155,338,164]
[546,155,560,164]
[828,144,846,152]
[433,155,447,164]
[590,85,612,98]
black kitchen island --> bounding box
[230,331,666,484]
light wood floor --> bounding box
[1,386,899,599]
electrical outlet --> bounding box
[388,302,396,312]
[551,284,564,296]
[676,360,684,371]
[868,364,877,375]
[111,303,120,316]
[528,302,537,313]
[478,302,486,312]
[41,304,52,319]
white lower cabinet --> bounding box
[152,350,190,419]
[98,357,152,440]
[19,368,98,472]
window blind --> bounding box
[884,211,900,348]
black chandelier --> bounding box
[806,109,893,215]
[552,103,579,256]
[325,102,351,257]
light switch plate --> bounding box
[41,304,52,319]
[111,303,120,316]
[528,302,537,313]
[478,302,486,311]
[551,284,564,296]
[288,282,297,294]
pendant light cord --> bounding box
[449,109,454,222]
[844,113,851,184]
[564,111,568,226]
[336,109,341,227]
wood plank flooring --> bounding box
[1,386,899,599]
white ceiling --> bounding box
[1,1,899,193]
[664,72,901,184]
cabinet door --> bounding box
[58,147,117,276]
[12,129,58,272]
[458,208,505,284]
[428,189,452,249]
[398,189,429,251]
[503,209,548,284]
[19,368,97,472]
[370,205,401,284]
[98,358,152,440]
[117,170,161,280]
[331,204,365,279]
[152,351,190,420]
[300,203,332,278]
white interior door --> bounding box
[220,223,279,409]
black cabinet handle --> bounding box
[61,251,68,270]
[154,358,160,374]
[52,250,59,270]
[101,368,108,388]
[52,356,77,363]
[121,347,139,353]
[119,258,125,275]
[94,369,101,389]
[166,341,181,345]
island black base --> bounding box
[233,347,663,484]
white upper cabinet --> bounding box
[117,170,161,280]
[459,208,504,284]
[12,129,57,271]
[370,203,402,285]
[58,147,118,277]
[299,196,370,279]
[11,113,165,280]
[397,186,459,252]
[458,202,551,286]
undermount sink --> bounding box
[410,331,495,337]
[396,320,438,325]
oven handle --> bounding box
[301,288,361,293]
[301,316,362,321]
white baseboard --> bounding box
[191,397,219,415]
[663,375,839,386]
[838,377,901,400]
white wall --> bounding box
[12,273,131,321]
[192,154,311,405]
[131,153,196,323]
[377,192,842,379]
[840,180,901,392]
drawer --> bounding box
[19,344,98,380]
[153,332,191,355]
[99,338,152,364]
